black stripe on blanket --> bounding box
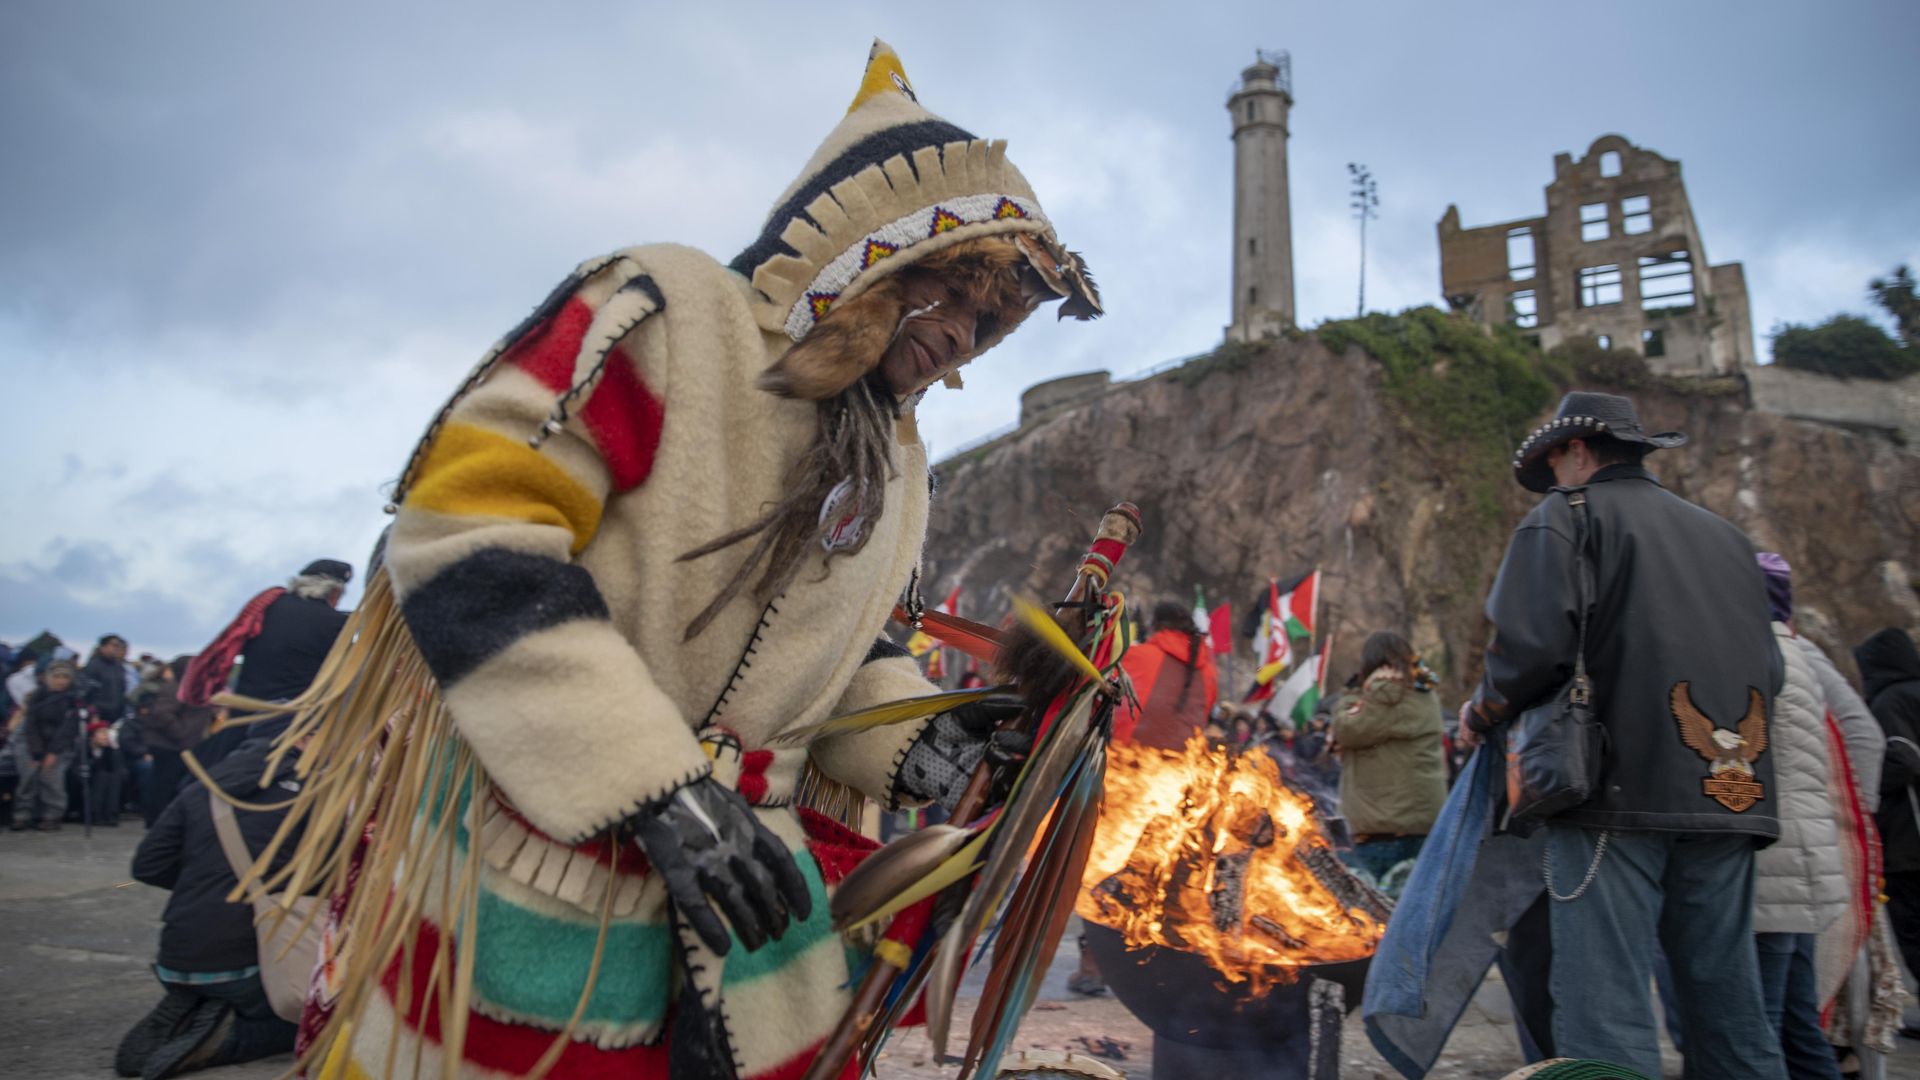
[402,548,612,684]
[864,637,910,664]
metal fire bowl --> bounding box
[1082,921,1369,1050]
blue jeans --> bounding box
[1340,835,1425,895]
[1755,933,1843,1080]
[1546,826,1785,1080]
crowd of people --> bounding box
[1,635,193,831]
[1049,391,1920,1080]
[1,558,354,1078]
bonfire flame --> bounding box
[1078,734,1385,993]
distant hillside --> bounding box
[923,311,1920,701]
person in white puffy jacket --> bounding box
[1751,553,1885,1080]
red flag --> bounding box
[1208,602,1233,655]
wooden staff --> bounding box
[800,502,1142,1080]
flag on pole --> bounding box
[1272,645,1328,728]
[1208,602,1233,656]
[1251,579,1282,682]
[906,586,962,657]
[1252,570,1319,685]
[1192,586,1211,650]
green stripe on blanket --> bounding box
[470,886,674,1027]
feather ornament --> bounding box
[890,605,1004,665]
[965,733,1105,1078]
[1009,597,1113,696]
[832,822,980,931]
[768,686,1010,747]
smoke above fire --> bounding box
[1078,735,1386,992]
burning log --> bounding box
[1077,734,1385,989]
[1249,914,1306,951]
[1297,842,1394,927]
[1206,798,1275,934]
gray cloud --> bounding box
[2,0,1915,651]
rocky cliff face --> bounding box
[923,334,1920,702]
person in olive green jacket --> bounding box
[1333,631,1448,895]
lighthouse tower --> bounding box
[1226,51,1295,342]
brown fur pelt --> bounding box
[758,235,1031,401]
[990,603,1093,712]
[680,236,1039,642]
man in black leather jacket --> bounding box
[1460,391,1784,1080]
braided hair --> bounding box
[1149,600,1204,712]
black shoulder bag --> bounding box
[1502,489,1606,836]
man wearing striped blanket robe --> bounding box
[309,39,1100,1080]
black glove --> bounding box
[625,776,812,956]
[894,696,1030,811]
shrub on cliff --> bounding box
[1317,307,1556,520]
[1771,314,1919,381]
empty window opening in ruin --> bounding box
[1639,250,1695,311]
[1247,101,1256,124]
[1597,334,1612,350]
[1600,150,1622,178]
[1249,285,1258,308]
[1509,289,1539,329]
[1507,228,1536,281]
[1578,264,1623,307]
[1580,203,1609,242]
[1248,237,1257,256]
[1622,195,1651,235]
[1643,328,1665,357]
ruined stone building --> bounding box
[1226,51,1295,342]
[1437,134,1755,375]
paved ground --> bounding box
[6,822,1919,1079]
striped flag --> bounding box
[1272,645,1328,728]
[1253,570,1319,685]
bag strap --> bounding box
[1565,490,1593,706]
[207,791,266,904]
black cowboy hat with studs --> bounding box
[1513,391,1687,493]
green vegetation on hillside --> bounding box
[1318,307,1556,521]
[1771,265,1920,380]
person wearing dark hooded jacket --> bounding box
[119,738,306,1078]
[1855,627,1920,987]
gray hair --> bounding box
[288,573,346,601]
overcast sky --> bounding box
[3,1,1915,655]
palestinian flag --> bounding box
[1252,571,1319,685]
[1271,645,1328,728]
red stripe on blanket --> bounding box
[379,916,858,1079]
[380,916,673,1079]
[797,808,878,886]
[506,296,664,492]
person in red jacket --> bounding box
[1113,600,1220,750]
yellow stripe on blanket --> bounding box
[407,423,605,555]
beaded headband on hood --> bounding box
[729,40,1099,349]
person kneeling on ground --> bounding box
[118,736,305,1079]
